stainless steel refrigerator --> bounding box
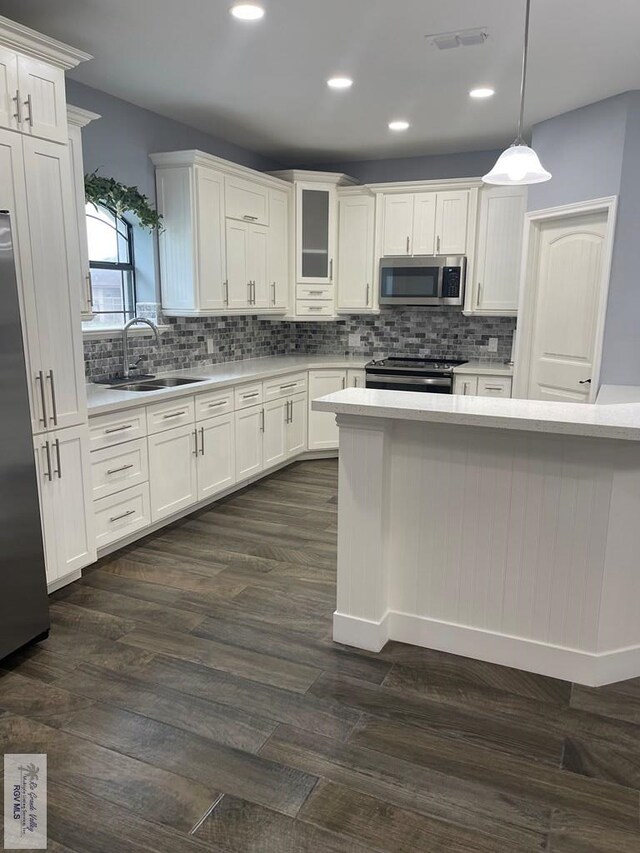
[0,210,50,660]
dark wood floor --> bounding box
[1,459,640,852]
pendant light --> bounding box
[483,0,551,185]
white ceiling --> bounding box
[2,0,640,163]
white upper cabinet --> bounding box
[248,223,269,308]
[296,181,337,284]
[267,188,289,309]
[336,192,375,311]
[195,167,227,311]
[225,219,268,309]
[381,190,471,257]
[225,174,269,226]
[16,55,67,143]
[466,186,527,315]
[0,46,18,130]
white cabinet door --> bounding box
[296,182,336,283]
[337,194,375,310]
[263,398,287,469]
[35,425,95,585]
[148,423,198,522]
[196,167,226,311]
[286,392,307,458]
[412,193,437,255]
[267,188,289,309]
[226,219,250,309]
[453,374,479,396]
[0,47,19,132]
[435,190,469,255]
[248,224,269,308]
[22,136,86,432]
[67,121,93,318]
[17,55,67,144]
[235,405,263,481]
[197,411,235,500]
[347,369,366,388]
[308,370,345,450]
[225,175,268,225]
[472,186,527,314]
[477,376,512,398]
[382,193,414,256]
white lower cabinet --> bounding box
[308,369,346,450]
[347,369,366,389]
[148,422,199,522]
[90,438,148,501]
[235,404,264,482]
[263,398,287,470]
[453,373,512,398]
[34,424,95,586]
[197,412,235,500]
[453,374,478,396]
[94,483,151,550]
[286,392,307,457]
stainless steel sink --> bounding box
[147,377,207,387]
[111,382,165,392]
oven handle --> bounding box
[366,374,452,387]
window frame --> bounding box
[85,203,137,329]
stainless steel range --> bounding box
[365,356,466,394]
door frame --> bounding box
[513,196,618,403]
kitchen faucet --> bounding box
[122,317,160,378]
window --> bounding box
[84,203,136,328]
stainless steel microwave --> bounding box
[379,255,466,306]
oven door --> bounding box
[379,259,442,306]
[366,373,453,394]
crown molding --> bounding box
[67,104,101,128]
[0,15,92,69]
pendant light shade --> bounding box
[483,143,551,185]
[483,0,551,186]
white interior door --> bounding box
[526,211,607,402]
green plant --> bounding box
[84,170,163,232]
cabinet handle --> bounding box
[252,281,256,304]
[243,391,259,399]
[406,236,410,254]
[243,214,258,221]
[109,509,136,523]
[23,94,33,127]
[342,377,346,390]
[329,258,333,281]
[484,386,504,392]
[354,377,359,387]
[477,283,482,308]
[104,423,133,434]
[366,283,370,306]
[206,400,226,408]
[437,235,441,254]
[53,438,62,479]
[260,408,265,432]
[271,282,276,305]
[284,401,289,424]
[86,273,93,308]
[223,280,229,306]
[12,89,22,124]
[163,410,186,419]
[42,441,52,482]
[579,379,592,385]
[200,426,205,455]
[280,383,296,390]
[192,428,198,456]
[106,463,134,475]
[47,370,58,426]
[36,370,48,428]
[308,306,323,311]
[463,382,469,396]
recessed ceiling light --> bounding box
[327,77,353,90]
[230,3,265,21]
[388,120,410,132]
[470,87,495,99]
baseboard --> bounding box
[47,569,82,594]
[334,610,640,686]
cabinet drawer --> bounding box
[94,482,151,550]
[195,388,234,421]
[477,376,512,398]
[263,372,308,402]
[225,175,269,225]
[90,438,149,501]
[146,396,195,434]
[296,300,334,317]
[234,382,264,410]
[296,284,332,301]
[89,408,147,450]
[454,375,479,396]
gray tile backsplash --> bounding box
[83,307,516,381]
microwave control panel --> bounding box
[442,267,462,298]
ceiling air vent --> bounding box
[426,27,489,50]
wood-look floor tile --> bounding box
[0,715,220,835]
[57,662,276,751]
[49,600,136,639]
[0,670,94,720]
[192,616,390,685]
[0,645,77,684]
[194,793,375,853]
[102,556,246,596]
[350,716,639,829]
[548,809,640,853]
[117,624,321,692]
[261,724,551,844]
[131,655,360,741]
[570,681,640,725]
[310,671,563,765]
[212,564,336,600]
[60,703,318,816]
[299,780,547,853]
[562,737,640,792]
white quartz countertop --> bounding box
[453,360,513,376]
[313,387,640,441]
[597,384,640,405]
[87,355,369,416]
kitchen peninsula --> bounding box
[313,388,640,686]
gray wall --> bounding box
[527,91,640,386]
[292,148,504,184]
[66,79,281,302]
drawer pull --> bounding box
[307,290,324,295]
[162,410,186,419]
[104,424,133,434]
[242,392,259,399]
[308,306,323,311]
[484,386,504,392]
[243,214,258,221]
[109,509,136,523]
[206,401,227,408]
[279,383,297,390]
[106,464,134,475]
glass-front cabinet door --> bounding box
[296,182,336,283]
